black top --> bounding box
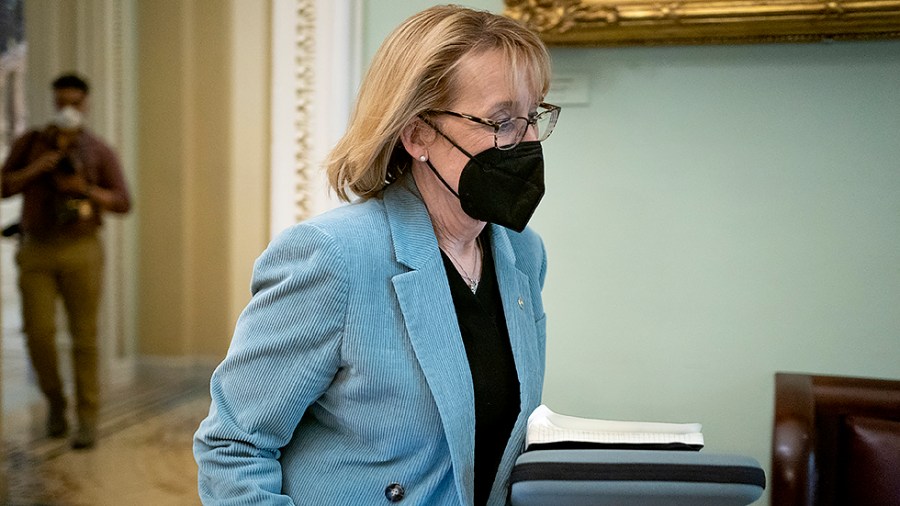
[441,231,521,506]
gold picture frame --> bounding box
[504,0,900,46]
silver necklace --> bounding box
[443,238,482,293]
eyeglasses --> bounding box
[425,102,560,150]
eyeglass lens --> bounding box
[496,108,558,150]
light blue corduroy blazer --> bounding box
[194,177,548,505]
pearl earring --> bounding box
[419,154,428,162]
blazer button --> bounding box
[385,482,405,502]
[518,297,525,309]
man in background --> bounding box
[0,73,131,450]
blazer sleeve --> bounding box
[193,223,349,505]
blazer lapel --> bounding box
[385,179,476,506]
[489,225,544,503]
[490,224,541,415]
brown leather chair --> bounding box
[771,372,900,506]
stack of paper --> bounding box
[525,405,704,452]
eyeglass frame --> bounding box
[423,102,561,150]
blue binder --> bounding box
[510,449,765,506]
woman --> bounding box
[194,5,560,505]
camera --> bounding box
[56,154,77,174]
[56,197,93,225]
[53,154,92,225]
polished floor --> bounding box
[1,212,213,505]
[2,349,211,506]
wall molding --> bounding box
[270,0,360,238]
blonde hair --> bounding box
[325,5,551,201]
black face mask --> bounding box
[425,138,545,233]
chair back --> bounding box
[772,372,900,506]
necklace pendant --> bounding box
[469,280,478,293]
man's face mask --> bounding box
[423,129,545,233]
[53,106,84,131]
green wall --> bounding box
[364,2,900,502]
